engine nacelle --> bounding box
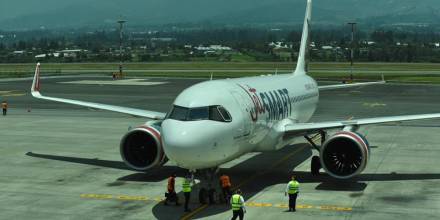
[120,123,167,171]
[320,131,370,179]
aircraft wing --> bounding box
[283,113,440,134]
[31,63,167,120]
[318,77,385,91]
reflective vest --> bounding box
[220,175,231,188]
[231,194,243,211]
[1,102,7,109]
[182,178,191,192]
[167,177,175,192]
[288,180,299,194]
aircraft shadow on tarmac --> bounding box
[25,148,440,185]
[25,151,185,182]
[26,145,440,219]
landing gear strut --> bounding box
[304,130,326,176]
[197,167,219,205]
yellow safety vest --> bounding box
[288,181,299,194]
[182,179,191,192]
[231,194,243,211]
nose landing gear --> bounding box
[196,167,220,205]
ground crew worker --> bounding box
[219,173,232,203]
[164,173,179,206]
[285,175,300,212]
[2,101,7,116]
[182,174,195,212]
[230,189,246,220]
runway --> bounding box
[1,76,440,219]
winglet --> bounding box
[31,63,41,94]
[293,0,312,76]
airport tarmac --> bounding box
[1,76,440,220]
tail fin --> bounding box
[31,63,41,93]
[293,0,312,76]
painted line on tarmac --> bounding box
[0,90,16,94]
[80,193,164,202]
[362,102,387,108]
[182,145,308,220]
[79,193,352,212]
[0,90,25,97]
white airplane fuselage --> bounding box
[162,74,319,169]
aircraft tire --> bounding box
[199,188,208,204]
[311,155,321,176]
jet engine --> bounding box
[120,125,167,171]
[320,131,370,179]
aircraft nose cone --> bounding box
[161,120,211,168]
[162,121,195,150]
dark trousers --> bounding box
[2,109,6,116]
[165,191,178,205]
[184,192,190,211]
[222,186,231,202]
[231,208,244,220]
[288,193,298,211]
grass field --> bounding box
[1,62,440,83]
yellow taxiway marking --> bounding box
[80,194,164,202]
[80,193,352,212]
[0,90,25,97]
[0,90,15,95]
[363,102,386,108]
[2,93,26,97]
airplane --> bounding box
[30,0,440,194]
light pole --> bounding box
[348,22,357,81]
[117,19,126,78]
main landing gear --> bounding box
[304,130,326,176]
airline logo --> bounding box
[239,84,292,122]
[239,84,318,122]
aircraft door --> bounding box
[231,91,252,137]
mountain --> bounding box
[0,0,439,30]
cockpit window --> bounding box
[217,106,232,122]
[209,106,224,122]
[188,107,209,120]
[168,105,188,121]
[168,105,232,122]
